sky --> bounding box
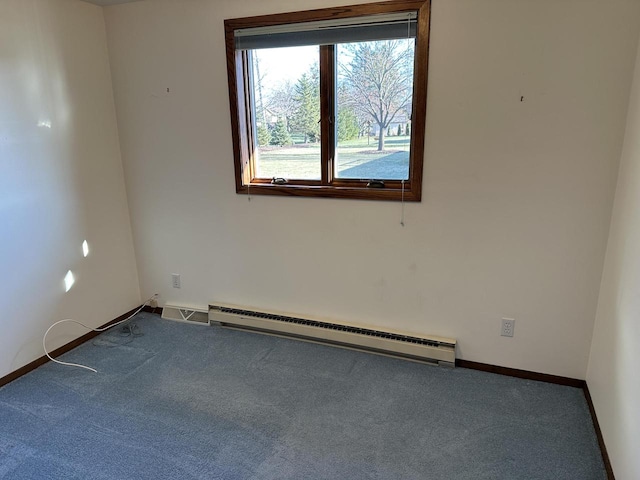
[254,45,318,94]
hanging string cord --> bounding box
[42,295,156,373]
[246,160,251,202]
[401,180,406,227]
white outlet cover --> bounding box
[501,318,515,337]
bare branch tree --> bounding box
[339,40,414,151]
[251,52,268,125]
[265,81,297,127]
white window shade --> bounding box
[234,12,417,50]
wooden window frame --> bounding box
[224,0,431,201]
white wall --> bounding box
[104,0,640,379]
[587,35,640,480]
[0,0,140,378]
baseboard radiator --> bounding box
[209,303,456,367]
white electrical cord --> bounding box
[42,296,156,373]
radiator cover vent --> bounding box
[162,304,209,324]
[209,303,456,366]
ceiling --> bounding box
[80,0,142,6]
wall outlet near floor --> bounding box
[171,273,181,289]
[501,318,515,337]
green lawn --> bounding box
[257,136,410,180]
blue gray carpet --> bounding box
[0,312,605,479]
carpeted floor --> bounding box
[0,312,605,479]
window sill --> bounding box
[237,183,421,201]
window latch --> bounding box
[366,180,385,189]
[318,117,334,124]
[271,177,288,185]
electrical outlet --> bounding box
[171,274,181,289]
[501,318,515,337]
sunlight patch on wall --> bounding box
[64,270,75,292]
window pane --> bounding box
[250,46,321,180]
[335,40,414,180]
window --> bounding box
[224,0,430,201]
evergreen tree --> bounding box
[397,124,403,136]
[270,118,291,146]
[257,123,270,146]
[338,108,359,142]
[292,69,320,143]
[406,123,410,136]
